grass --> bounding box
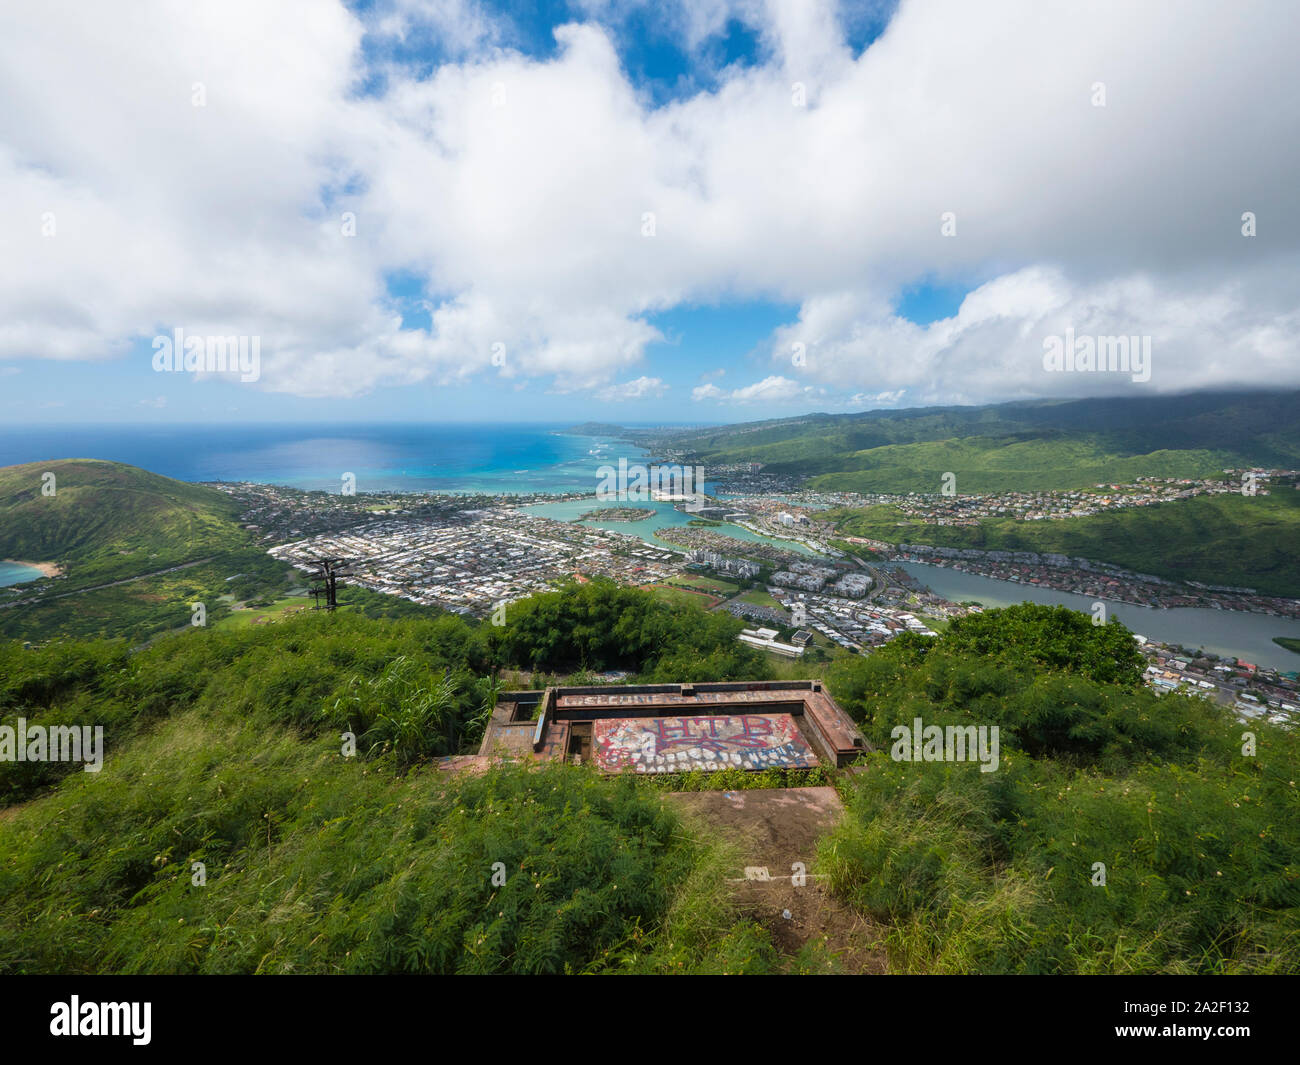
[0,732,779,973]
[645,392,1300,484]
[0,586,792,974]
[646,585,720,609]
[215,595,318,630]
[816,605,1300,974]
[666,574,741,596]
[1273,637,1300,657]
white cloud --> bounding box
[595,375,668,401]
[1,0,1298,406]
[693,374,818,404]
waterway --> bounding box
[897,561,1300,672]
[523,498,824,557]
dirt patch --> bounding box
[665,786,886,973]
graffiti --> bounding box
[592,714,817,773]
[562,691,786,708]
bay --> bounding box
[0,561,44,588]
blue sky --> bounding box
[3,0,1296,427]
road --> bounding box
[0,557,217,609]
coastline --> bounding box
[3,559,62,578]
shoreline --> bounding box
[3,559,62,578]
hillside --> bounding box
[0,459,244,579]
[0,460,294,642]
[1,589,1295,974]
[635,391,1300,492]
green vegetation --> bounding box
[0,747,775,974]
[810,438,1227,493]
[1273,637,1300,657]
[737,588,782,609]
[820,603,1300,973]
[0,460,304,642]
[214,595,317,630]
[0,582,787,974]
[647,584,718,610]
[3,580,1296,974]
[666,573,740,596]
[629,393,1300,595]
[578,506,654,523]
[0,459,243,575]
[827,490,1300,597]
[646,391,1300,487]
[496,578,765,682]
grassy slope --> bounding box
[0,459,244,578]
[810,436,1229,493]
[655,392,1300,491]
[0,593,792,975]
[0,460,299,642]
[828,490,1300,596]
[2,597,1296,974]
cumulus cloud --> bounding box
[1,0,1297,407]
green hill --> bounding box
[638,391,1300,492]
[0,459,243,580]
[1,590,1296,974]
[0,460,296,642]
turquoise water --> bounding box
[0,561,44,587]
[525,498,824,556]
[0,424,653,495]
[898,561,1300,671]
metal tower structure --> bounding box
[306,557,351,612]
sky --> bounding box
[1,0,1298,425]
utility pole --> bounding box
[307,557,351,612]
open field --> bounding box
[666,573,741,596]
[215,595,318,630]
[646,584,721,609]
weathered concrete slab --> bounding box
[591,713,818,773]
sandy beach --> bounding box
[3,560,62,578]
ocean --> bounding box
[0,423,649,495]
[0,422,825,559]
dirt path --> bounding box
[665,786,887,973]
